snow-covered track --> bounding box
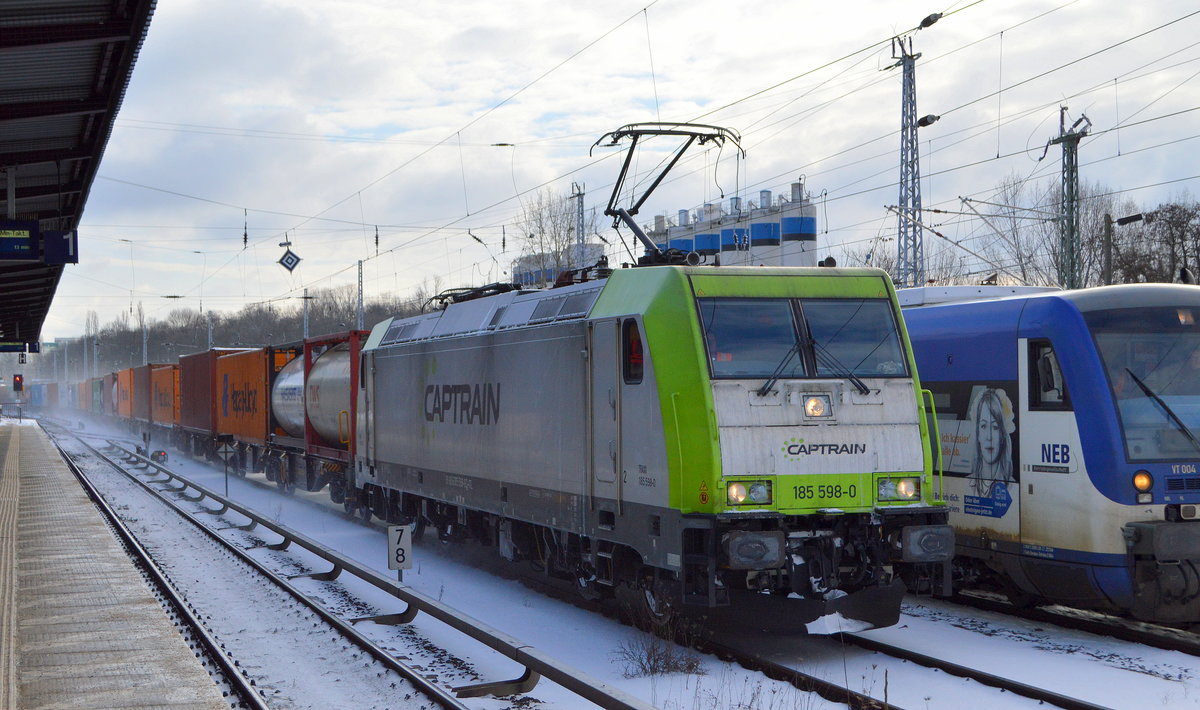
[839,634,1111,710]
[50,431,272,710]
[88,433,654,710]
[949,591,1200,657]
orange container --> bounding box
[179,348,251,436]
[132,364,164,423]
[116,369,133,419]
[103,373,115,414]
[215,347,298,445]
[151,364,180,427]
[215,349,271,444]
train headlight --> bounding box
[1134,470,1153,503]
[877,477,921,501]
[727,480,772,506]
[804,394,832,418]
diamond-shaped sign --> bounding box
[278,248,301,272]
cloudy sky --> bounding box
[46,0,1200,339]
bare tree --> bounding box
[512,187,601,283]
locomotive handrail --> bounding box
[921,388,945,501]
[111,443,656,710]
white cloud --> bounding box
[49,0,1200,337]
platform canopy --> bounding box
[0,0,156,348]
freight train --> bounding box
[902,283,1200,624]
[51,263,952,631]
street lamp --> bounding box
[1104,212,1155,285]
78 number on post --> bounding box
[387,524,414,571]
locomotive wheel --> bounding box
[635,570,677,631]
[329,479,346,505]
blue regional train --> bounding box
[901,283,1200,624]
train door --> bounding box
[1018,338,1083,552]
[589,319,622,521]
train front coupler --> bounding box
[1125,520,1200,624]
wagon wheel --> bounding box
[356,488,373,523]
[329,478,346,505]
[275,469,294,495]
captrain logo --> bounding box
[781,437,867,462]
[424,382,500,425]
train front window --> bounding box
[700,299,800,378]
[802,299,908,378]
[698,297,907,380]
[1088,306,1200,460]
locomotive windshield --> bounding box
[1087,306,1200,460]
[698,297,908,380]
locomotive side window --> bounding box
[1029,341,1069,410]
[622,318,644,384]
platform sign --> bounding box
[387,524,414,571]
[0,221,38,260]
[0,343,23,353]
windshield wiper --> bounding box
[756,341,802,397]
[814,341,871,395]
[1125,367,1200,454]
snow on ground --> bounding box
[53,417,1200,708]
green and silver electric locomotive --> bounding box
[351,264,951,630]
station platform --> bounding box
[0,420,229,709]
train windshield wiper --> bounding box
[814,341,870,395]
[756,340,802,397]
[1125,367,1200,454]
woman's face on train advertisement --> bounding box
[976,397,1002,466]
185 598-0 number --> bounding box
[793,484,858,500]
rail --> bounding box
[106,440,656,709]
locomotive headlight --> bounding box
[878,477,921,501]
[804,394,832,418]
[1133,470,1153,503]
[727,480,773,506]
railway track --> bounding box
[49,425,652,710]
[49,420,1199,710]
[55,435,272,710]
[949,590,1200,656]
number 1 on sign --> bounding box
[387,524,414,571]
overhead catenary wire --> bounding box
[69,2,1200,331]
